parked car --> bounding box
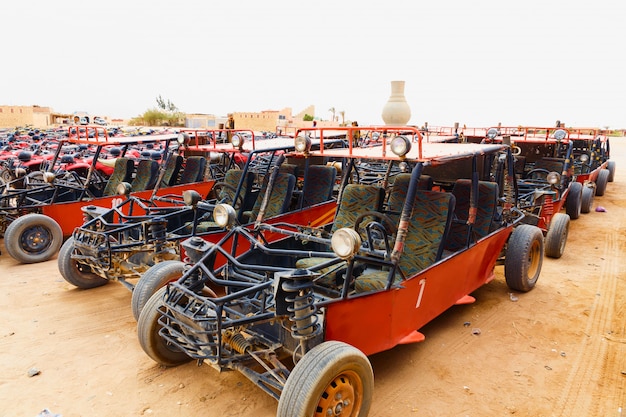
[136,126,544,417]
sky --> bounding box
[2,1,625,129]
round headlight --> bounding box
[390,135,411,157]
[486,128,498,140]
[294,135,311,153]
[553,129,567,141]
[231,134,242,148]
[177,133,189,145]
[213,203,237,228]
[183,190,202,206]
[116,182,132,196]
[546,171,561,185]
[43,172,56,183]
[331,228,362,259]
[399,161,409,172]
[579,153,589,163]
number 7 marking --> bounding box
[415,278,426,308]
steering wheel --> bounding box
[209,182,244,211]
[354,211,397,256]
[525,168,551,181]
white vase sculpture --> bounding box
[381,80,411,125]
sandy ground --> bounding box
[1,141,625,417]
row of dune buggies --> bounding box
[0,124,615,416]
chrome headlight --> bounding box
[213,203,237,228]
[183,190,202,206]
[486,128,498,140]
[390,135,411,157]
[579,153,589,163]
[231,134,242,148]
[399,161,409,172]
[116,182,132,196]
[177,133,189,145]
[331,228,362,259]
[294,135,312,153]
[547,171,561,185]
[553,129,567,141]
[43,172,56,183]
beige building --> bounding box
[1,104,323,133]
[0,105,62,128]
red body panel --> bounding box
[41,181,216,237]
[323,225,513,356]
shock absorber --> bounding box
[280,269,321,341]
[148,217,167,253]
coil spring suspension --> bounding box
[223,330,251,354]
[543,194,554,218]
[148,218,167,252]
[281,269,320,340]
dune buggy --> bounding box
[137,126,544,416]
[57,133,345,320]
[0,126,216,263]
[483,126,593,258]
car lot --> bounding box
[0,138,624,417]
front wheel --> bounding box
[277,341,374,417]
[57,237,108,289]
[545,213,570,259]
[131,260,185,321]
[504,224,543,292]
[137,287,192,367]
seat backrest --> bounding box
[445,179,499,251]
[179,156,206,184]
[302,165,337,206]
[103,157,134,196]
[332,184,385,234]
[387,173,433,214]
[160,154,183,187]
[131,159,160,191]
[245,172,296,221]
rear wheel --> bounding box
[581,185,595,213]
[57,237,108,289]
[544,213,570,259]
[565,182,582,220]
[277,341,374,417]
[137,287,192,367]
[607,161,616,182]
[131,260,185,321]
[504,224,543,292]
[5,214,63,263]
[595,168,609,196]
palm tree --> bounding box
[339,110,345,126]
[328,107,336,123]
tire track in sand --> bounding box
[555,221,626,416]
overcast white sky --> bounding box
[2,1,624,128]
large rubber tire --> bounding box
[131,260,185,321]
[544,213,570,259]
[4,214,63,264]
[504,224,543,292]
[595,168,610,196]
[57,237,108,289]
[277,341,374,417]
[565,181,582,220]
[581,185,595,214]
[137,287,192,367]
[607,160,616,182]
